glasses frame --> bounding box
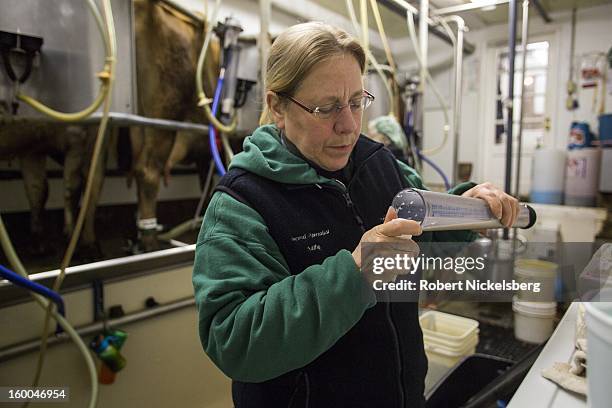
[276,90,375,119]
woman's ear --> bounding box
[266,91,286,130]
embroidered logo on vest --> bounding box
[290,229,330,242]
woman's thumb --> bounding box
[383,206,397,223]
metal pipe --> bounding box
[530,0,552,23]
[419,0,429,95]
[0,244,196,306]
[0,265,65,334]
[259,0,271,103]
[0,112,211,134]
[0,297,195,362]
[445,16,466,186]
[504,0,518,240]
[434,0,509,15]
[379,0,475,54]
[514,0,529,198]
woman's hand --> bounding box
[352,207,422,284]
[462,182,520,228]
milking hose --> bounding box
[345,0,395,119]
[209,69,227,175]
[195,0,238,134]
[15,0,116,404]
[406,9,453,156]
[15,0,113,122]
[0,217,98,408]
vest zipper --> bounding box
[331,179,365,232]
[333,178,404,405]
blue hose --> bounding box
[0,264,65,334]
[403,111,451,190]
[417,149,451,190]
[209,72,227,176]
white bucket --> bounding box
[514,259,558,302]
[531,148,566,204]
[512,298,556,344]
[584,295,612,408]
[564,148,601,207]
[420,311,479,367]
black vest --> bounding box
[216,136,427,408]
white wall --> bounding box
[404,2,612,189]
[0,266,232,408]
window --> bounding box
[495,41,549,144]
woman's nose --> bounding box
[333,106,359,135]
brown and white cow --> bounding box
[131,0,221,251]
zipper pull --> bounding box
[342,191,365,230]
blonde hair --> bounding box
[259,22,366,125]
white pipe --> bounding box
[515,0,529,197]
[433,0,510,15]
[444,16,466,185]
[389,0,434,25]
[419,0,428,94]
[259,0,271,103]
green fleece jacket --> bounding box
[192,125,476,382]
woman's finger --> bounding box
[497,192,513,227]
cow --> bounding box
[0,121,103,258]
[131,0,221,251]
[0,0,224,257]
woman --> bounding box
[193,22,518,407]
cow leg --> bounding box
[65,126,107,262]
[20,152,49,254]
[163,129,191,186]
[62,131,85,239]
[133,127,174,252]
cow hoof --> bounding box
[140,233,160,252]
[124,235,160,254]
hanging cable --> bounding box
[368,0,400,118]
[27,0,116,400]
[344,0,394,115]
[406,10,451,156]
[360,0,369,53]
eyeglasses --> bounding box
[276,90,375,120]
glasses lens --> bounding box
[314,106,335,119]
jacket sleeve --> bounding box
[395,160,478,243]
[192,191,376,383]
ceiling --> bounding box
[314,0,612,38]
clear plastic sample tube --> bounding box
[392,188,537,231]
